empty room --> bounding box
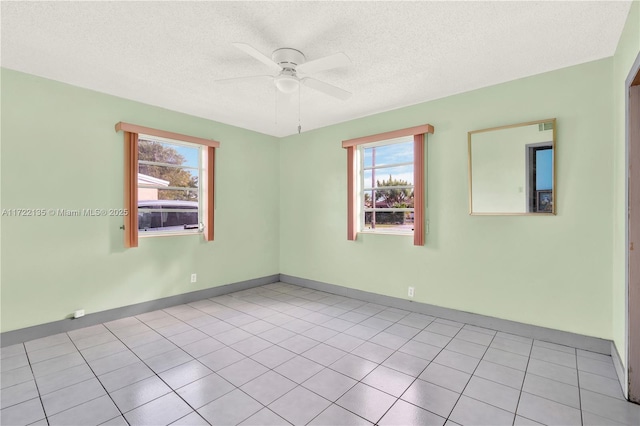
[2,1,640,425]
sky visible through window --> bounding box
[364,140,414,187]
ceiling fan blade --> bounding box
[232,42,281,72]
[297,52,350,75]
[215,75,273,84]
[302,78,352,100]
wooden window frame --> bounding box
[115,122,220,248]
[342,124,434,246]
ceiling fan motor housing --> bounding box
[272,48,306,70]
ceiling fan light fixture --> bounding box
[274,75,299,93]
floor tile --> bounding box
[580,389,640,425]
[325,333,365,352]
[382,351,430,377]
[303,343,347,366]
[473,359,524,389]
[214,328,253,346]
[159,360,213,389]
[217,357,268,387]
[119,330,163,348]
[198,346,245,371]
[398,313,435,329]
[398,340,441,361]
[274,355,324,383]
[385,324,420,339]
[351,341,394,363]
[231,335,273,356]
[240,320,276,335]
[330,354,377,380]
[513,415,545,426]
[303,368,357,401]
[169,411,210,426]
[110,376,172,413]
[198,321,235,337]
[490,336,532,357]
[522,373,580,409]
[278,334,319,354]
[463,376,520,412]
[47,395,119,426]
[369,332,408,350]
[336,383,396,424]
[342,324,377,341]
[241,370,297,405]
[449,395,514,426]
[250,345,296,369]
[534,340,576,355]
[455,329,494,346]
[101,415,129,425]
[308,404,372,425]
[98,361,155,392]
[31,352,87,378]
[81,340,128,362]
[516,392,582,425]
[1,397,46,426]
[73,332,118,351]
[413,330,452,348]
[156,322,194,338]
[425,322,461,338]
[419,362,471,393]
[526,358,578,386]
[483,347,529,371]
[0,366,33,389]
[433,349,480,374]
[530,345,577,368]
[401,379,459,418]
[88,350,139,376]
[306,325,341,342]
[270,386,332,425]
[181,337,224,358]
[362,365,414,397]
[0,380,39,410]
[145,348,193,373]
[176,373,235,408]
[582,411,628,426]
[577,356,618,380]
[167,329,208,347]
[34,363,96,396]
[495,332,532,345]
[25,333,71,353]
[239,408,290,426]
[445,338,488,359]
[259,327,296,344]
[130,338,177,360]
[359,317,393,331]
[41,377,106,416]
[124,392,192,426]
[577,349,613,363]
[379,399,445,426]
[1,344,26,359]
[579,370,625,399]
[339,311,370,324]
[27,342,79,364]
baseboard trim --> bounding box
[280,274,612,355]
[0,274,280,347]
[612,341,628,399]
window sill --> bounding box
[359,230,413,237]
[139,231,201,239]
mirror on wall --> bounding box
[468,119,556,215]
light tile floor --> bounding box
[1,282,639,426]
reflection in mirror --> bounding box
[468,119,555,215]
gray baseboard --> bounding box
[0,274,280,347]
[612,341,628,399]
[280,274,612,355]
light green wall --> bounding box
[280,59,614,339]
[471,126,553,213]
[612,0,640,372]
[0,69,280,332]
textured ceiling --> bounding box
[1,1,632,137]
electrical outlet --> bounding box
[73,309,85,319]
[408,287,415,298]
[191,273,197,283]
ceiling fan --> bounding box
[217,43,352,101]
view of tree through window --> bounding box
[361,139,414,233]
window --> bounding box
[116,122,219,248]
[526,143,553,213]
[137,136,202,235]
[361,138,415,234]
[342,124,434,246]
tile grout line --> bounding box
[19,342,50,426]
[512,331,534,426]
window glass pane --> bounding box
[363,211,414,233]
[139,139,199,168]
[138,197,199,232]
[138,164,198,191]
[363,141,413,168]
[536,148,553,190]
[363,165,414,188]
